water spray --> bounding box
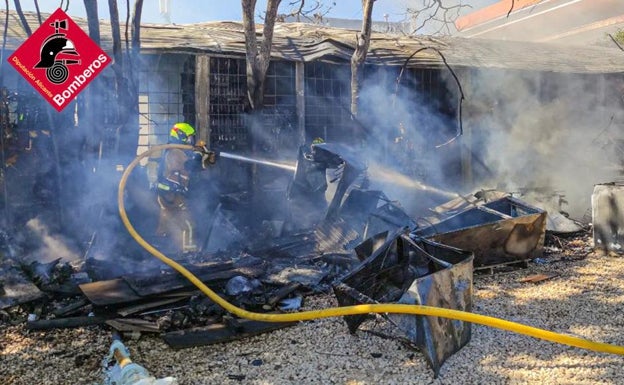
[368,165,460,199]
[219,151,296,172]
[218,150,458,201]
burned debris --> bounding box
[592,182,624,255]
[2,8,624,382]
[0,127,615,376]
[412,191,547,268]
[0,144,412,340]
[333,229,473,376]
[2,132,600,375]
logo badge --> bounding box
[8,8,110,112]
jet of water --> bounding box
[368,165,460,199]
[219,151,297,172]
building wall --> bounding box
[137,53,194,156]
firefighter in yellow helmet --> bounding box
[156,123,217,253]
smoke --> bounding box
[466,69,624,218]
[353,66,465,217]
[24,217,81,264]
[331,59,624,222]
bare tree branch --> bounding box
[33,0,42,25]
[83,0,100,43]
[108,0,123,68]
[132,0,143,55]
[242,0,281,109]
[275,0,332,23]
[507,0,515,18]
[608,33,624,52]
[406,0,470,36]
[125,0,130,52]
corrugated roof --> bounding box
[2,10,623,73]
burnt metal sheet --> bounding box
[0,261,45,309]
[333,230,473,375]
[592,182,624,253]
[79,278,142,306]
[413,195,547,268]
[289,143,412,245]
[289,142,367,223]
[314,218,361,253]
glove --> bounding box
[193,144,218,169]
[202,151,218,168]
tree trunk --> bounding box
[119,0,143,162]
[241,0,281,220]
[81,0,103,165]
[241,0,281,110]
[131,0,144,56]
[83,0,101,44]
[108,0,124,69]
[108,0,134,161]
[350,0,375,117]
[12,0,31,36]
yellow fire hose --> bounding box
[118,144,624,355]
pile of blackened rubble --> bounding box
[0,143,592,374]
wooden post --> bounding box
[460,69,472,187]
[195,55,210,146]
[295,61,306,144]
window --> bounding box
[304,62,352,143]
[209,57,248,149]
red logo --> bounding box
[8,8,110,112]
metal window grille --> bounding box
[304,62,352,143]
[209,57,248,149]
[208,58,297,152]
[261,61,297,152]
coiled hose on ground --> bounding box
[118,144,624,355]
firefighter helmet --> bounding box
[169,123,196,145]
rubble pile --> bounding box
[2,140,621,382]
[3,229,624,384]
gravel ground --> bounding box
[3,245,624,384]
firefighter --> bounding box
[155,122,217,253]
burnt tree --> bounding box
[241,0,281,111]
[350,0,375,117]
[106,0,143,163]
[12,0,31,35]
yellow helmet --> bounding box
[312,137,325,145]
[169,122,196,144]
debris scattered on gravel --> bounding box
[3,234,624,385]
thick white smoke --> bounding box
[466,69,624,219]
